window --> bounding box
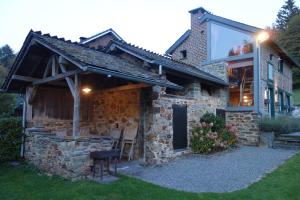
[180,50,187,59]
[278,91,284,112]
[268,63,274,81]
[210,23,253,60]
[227,59,254,107]
[279,59,283,73]
[286,94,291,112]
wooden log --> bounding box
[43,58,52,78]
[12,75,40,82]
[58,63,76,98]
[72,73,81,138]
[27,86,37,105]
[51,56,56,76]
[33,70,79,86]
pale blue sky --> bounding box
[0,0,299,54]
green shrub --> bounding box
[0,117,22,162]
[259,116,300,134]
[200,112,225,132]
[191,113,238,154]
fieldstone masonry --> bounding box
[25,130,113,180]
[226,111,260,145]
[144,85,227,164]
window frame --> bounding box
[208,21,254,62]
[267,62,274,81]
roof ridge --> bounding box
[116,40,171,59]
[31,30,105,52]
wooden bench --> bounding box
[90,150,120,180]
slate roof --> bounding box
[2,31,182,91]
[107,40,228,86]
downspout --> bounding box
[20,94,26,158]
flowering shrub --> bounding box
[190,113,238,154]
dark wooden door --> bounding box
[172,104,187,150]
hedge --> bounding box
[0,117,22,162]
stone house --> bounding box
[1,7,299,179]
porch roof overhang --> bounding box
[1,30,182,93]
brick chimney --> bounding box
[189,7,209,31]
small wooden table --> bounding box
[90,149,120,180]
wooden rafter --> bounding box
[33,69,79,86]
[58,56,77,98]
[12,75,40,82]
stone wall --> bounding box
[145,86,227,164]
[24,130,112,180]
[226,111,260,145]
[259,43,293,115]
[170,14,207,66]
[92,88,141,134]
[198,61,228,82]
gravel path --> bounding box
[120,147,299,193]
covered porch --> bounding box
[2,31,181,179]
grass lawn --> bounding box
[293,88,300,106]
[1,153,300,200]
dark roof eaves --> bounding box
[165,30,191,55]
[86,65,182,90]
[271,40,300,68]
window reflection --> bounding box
[211,23,253,60]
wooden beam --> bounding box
[103,83,150,92]
[27,86,37,105]
[51,56,57,76]
[58,63,76,98]
[33,70,80,86]
[72,73,80,138]
[43,57,52,78]
[12,75,40,82]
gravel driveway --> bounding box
[119,146,299,193]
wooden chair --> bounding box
[120,123,139,161]
[80,127,90,136]
[109,128,122,149]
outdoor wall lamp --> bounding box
[256,31,270,44]
[82,87,92,94]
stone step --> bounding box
[275,137,300,142]
[273,143,300,150]
[273,139,300,150]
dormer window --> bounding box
[180,50,187,59]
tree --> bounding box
[0,45,15,68]
[278,14,300,88]
[0,65,16,116]
[275,0,299,31]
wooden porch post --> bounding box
[73,73,81,138]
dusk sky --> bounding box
[1,0,299,54]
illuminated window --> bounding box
[227,59,254,107]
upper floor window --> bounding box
[210,23,253,60]
[268,63,274,81]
